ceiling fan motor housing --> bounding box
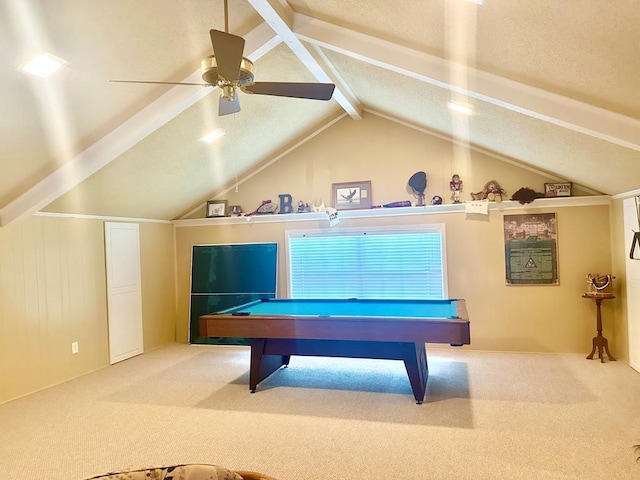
[201,56,255,86]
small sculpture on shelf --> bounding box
[297,201,310,213]
[431,195,443,205]
[449,174,463,203]
[311,198,325,212]
[510,187,546,205]
[245,200,278,216]
[229,205,243,216]
[471,180,506,202]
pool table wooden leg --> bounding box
[402,343,428,404]
[249,339,288,392]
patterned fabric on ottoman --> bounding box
[84,464,243,480]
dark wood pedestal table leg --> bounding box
[583,294,616,363]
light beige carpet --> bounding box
[0,343,639,479]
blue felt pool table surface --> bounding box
[219,298,462,319]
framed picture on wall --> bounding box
[206,200,228,218]
[332,180,372,210]
[504,213,559,285]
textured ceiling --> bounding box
[1,0,639,225]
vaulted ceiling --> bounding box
[1,0,639,226]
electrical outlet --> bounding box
[71,342,79,354]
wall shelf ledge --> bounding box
[173,195,611,228]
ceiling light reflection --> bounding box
[200,128,226,144]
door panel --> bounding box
[105,222,143,364]
[623,197,640,372]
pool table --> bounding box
[199,298,470,403]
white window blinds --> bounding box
[287,225,447,299]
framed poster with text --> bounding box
[504,213,558,285]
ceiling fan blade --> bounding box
[219,94,240,116]
[210,29,245,83]
[242,82,335,101]
[109,80,210,86]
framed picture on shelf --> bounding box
[332,180,372,210]
[544,182,572,197]
[206,200,228,218]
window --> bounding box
[287,225,447,299]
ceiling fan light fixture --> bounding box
[201,55,255,86]
[200,128,226,144]
[18,52,68,78]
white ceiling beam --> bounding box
[247,0,362,119]
[0,23,280,227]
[293,13,640,153]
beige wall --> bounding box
[175,113,614,355]
[0,216,176,404]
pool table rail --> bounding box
[199,314,470,345]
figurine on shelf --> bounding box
[510,187,545,205]
[311,198,325,212]
[229,205,243,216]
[471,180,506,202]
[297,201,310,213]
[449,174,463,203]
[431,195,443,205]
[245,200,278,216]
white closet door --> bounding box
[105,222,144,364]
[623,197,640,373]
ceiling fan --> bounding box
[109,0,335,116]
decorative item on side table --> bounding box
[586,273,616,295]
[471,180,505,202]
[544,182,572,197]
[206,199,228,217]
[332,181,372,210]
[449,174,463,203]
[408,171,427,206]
[582,273,617,362]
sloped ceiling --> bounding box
[1,0,639,226]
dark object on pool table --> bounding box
[199,298,471,404]
[510,187,546,204]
